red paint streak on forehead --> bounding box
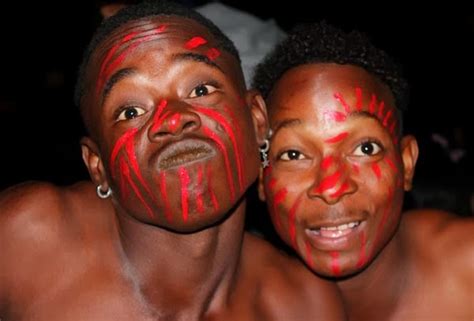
[159,172,173,223]
[203,126,235,201]
[377,101,385,119]
[321,156,334,170]
[324,110,347,123]
[205,48,221,61]
[314,171,342,194]
[184,36,207,49]
[383,110,393,127]
[355,87,363,111]
[178,167,190,222]
[110,128,139,178]
[330,251,341,276]
[371,163,382,180]
[324,132,348,144]
[369,94,377,114]
[334,93,351,114]
[389,119,397,135]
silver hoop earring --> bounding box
[96,185,112,199]
[259,139,270,168]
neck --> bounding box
[116,200,247,319]
[337,230,410,319]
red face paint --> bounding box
[206,165,219,212]
[324,132,348,144]
[313,171,342,194]
[205,48,221,61]
[305,241,315,269]
[356,231,367,268]
[203,126,235,201]
[159,172,173,223]
[110,128,138,178]
[323,110,347,123]
[389,119,397,135]
[369,94,377,114]
[384,158,397,173]
[288,195,302,248]
[329,182,349,198]
[321,156,334,170]
[168,113,182,133]
[184,36,207,49]
[119,157,129,199]
[122,161,155,219]
[151,99,169,132]
[382,110,393,127]
[330,251,341,276]
[377,101,385,119]
[195,165,205,214]
[371,163,382,180]
[352,163,360,174]
[178,167,190,222]
[272,187,288,232]
[371,187,394,256]
[334,92,351,113]
[355,87,363,111]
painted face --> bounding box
[260,63,417,277]
[82,16,261,232]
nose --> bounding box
[148,100,201,141]
[307,161,357,205]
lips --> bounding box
[305,220,364,251]
[157,139,215,170]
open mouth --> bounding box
[158,139,215,170]
[308,221,361,238]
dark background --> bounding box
[1,1,472,215]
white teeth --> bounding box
[320,221,360,231]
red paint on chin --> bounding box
[305,241,315,269]
[330,251,341,276]
[196,165,205,214]
[184,36,207,49]
[178,167,190,222]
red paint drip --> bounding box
[184,36,207,49]
[321,156,333,170]
[206,48,221,61]
[355,87,363,111]
[371,163,382,180]
[159,172,173,223]
[178,167,190,222]
[356,231,367,268]
[203,126,235,201]
[272,188,287,232]
[207,165,219,212]
[314,171,342,193]
[324,110,347,123]
[330,182,349,198]
[369,94,377,114]
[122,162,155,219]
[330,251,341,276]
[324,132,348,144]
[110,128,138,178]
[288,195,302,248]
[196,165,205,214]
[305,241,315,269]
[334,93,351,113]
[383,110,392,127]
[195,106,243,192]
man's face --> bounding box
[260,63,417,277]
[82,16,262,232]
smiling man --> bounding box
[0,2,345,320]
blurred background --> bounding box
[1,1,472,217]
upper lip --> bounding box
[157,138,215,170]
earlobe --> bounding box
[400,135,419,191]
[80,136,109,189]
[257,167,266,201]
[245,89,269,145]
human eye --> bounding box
[116,106,147,121]
[278,149,307,161]
[353,140,383,156]
[189,83,218,98]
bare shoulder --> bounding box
[240,233,346,321]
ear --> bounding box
[399,135,419,191]
[245,89,269,145]
[80,136,109,189]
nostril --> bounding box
[183,121,197,130]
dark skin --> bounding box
[259,63,474,321]
[0,17,346,321]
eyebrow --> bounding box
[272,118,302,135]
[173,52,223,72]
[101,67,137,106]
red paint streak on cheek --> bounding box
[168,113,181,132]
[272,188,287,232]
[334,93,351,113]
[321,156,333,170]
[224,105,245,181]
[184,36,207,49]
[122,162,155,219]
[314,171,342,193]
[151,100,169,132]
[206,48,221,61]
[356,231,367,268]
[324,110,347,123]
[369,94,377,114]
[196,106,243,192]
[288,195,302,248]
[355,87,363,111]
[196,165,205,214]
[372,187,394,254]
[203,126,235,201]
[324,132,348,144]
[207,165,219,212]
[110,128,138,177]
[330,182,349,198]
[383,110,393,127]
[119,157,129,199]
[385,158,398,173]
[330,251,341,276]
[305,241,315,269]
[178,167,190,222]
[268,177,277,190]
[352,163,360,175]
[159,172,173,223]
[371,163,382,180]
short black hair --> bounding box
[74,0,240,108]
[252,21,409,117]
